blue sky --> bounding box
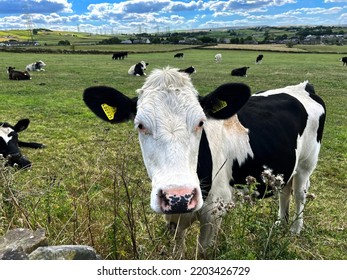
[0,0,346,33]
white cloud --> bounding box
[298,7,343,15]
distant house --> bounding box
[219,38,231,44]
[133,38,151,44]
[121,40,132,44]
[302,35,320,45]
[321,34,345,45]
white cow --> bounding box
[83,67,326,257]
[26,60,46,71]
[214,53,222,63]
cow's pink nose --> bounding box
[159,188,199,214]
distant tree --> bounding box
[199,36,217,43]
[167,35,184,44]
[275,34,288,41]
[230,37,240,44]
[286,41,295,48]
[99,37,121,44]
[58,40,70,46]
[150,36,161,44]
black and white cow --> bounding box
[0,119,45,168]
[7,67,31,80]
[339,56,347,66]
[83,67,326,256]
[179,66,196,75]
[174,53,184,59]
[128,61,148,76]
[26,60,46,71]
[231,66,249,77]
[256,54,264,64]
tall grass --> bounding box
[0,47,346,259]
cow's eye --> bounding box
[137,123,150,135]
[195,120,205,132]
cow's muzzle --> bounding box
[5,153,31,169]
[159,188,199,214]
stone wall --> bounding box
[0,228,101,260]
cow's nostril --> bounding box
[159,189,170,208]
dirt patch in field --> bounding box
[202,44,308,53]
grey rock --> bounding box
[0,228,47,259]
[29,245,100,260]
[1,246,28,260]
[0,228,102,260]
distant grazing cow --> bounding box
[26,60,46,71]
[83,67,325,257]
[112,52,128,60]
[179,66,196,75]
[0,119,45,169]
[174,53,184,59]
[215,53,222,63]
[256,54,264,64]
[7,67,31,80]
[231,66,249,77]
[339,56,347,66]
[128,61,148,76]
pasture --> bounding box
[0,47,346,259]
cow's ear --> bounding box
[199,83,250,119]
[14,119,30,132]
[83,86,137,123]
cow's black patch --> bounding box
[134,63,145,76]
[197,129,213,200]
[303,83,326,143]
[230,93,309,198]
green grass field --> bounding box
[0,46,346,259]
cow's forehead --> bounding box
[138,67,198,97]
[135,68,204,128]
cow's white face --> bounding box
[134,69,206,213]
[83,67,251,215]
[140,61,147,70]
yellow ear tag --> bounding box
[211,99,228,113]
[101,103,117,120]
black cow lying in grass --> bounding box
[231,66,250,77]
[7,67,31,80]
[174,53,184,58]
[179,66,196,75]
[0,119,45,169]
